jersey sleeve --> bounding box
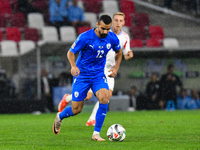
[122,34,131,55]
[69,34,86,54]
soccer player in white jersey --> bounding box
[57,12,133,126]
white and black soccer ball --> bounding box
[107,124,126,142]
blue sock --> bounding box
[59,106,74,120]
[94,103,108,132]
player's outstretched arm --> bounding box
[67,51,80,77]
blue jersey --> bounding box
[70,28,121,76]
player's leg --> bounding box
[85,90,96,125]
[86,89,113,126]
[92,88,109,141]
[90,75,109,141]
[53,101,84,134]
[86,101,99,126]
[87,77,114,126]
[53,77,90,135]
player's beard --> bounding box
[99,31,108,38]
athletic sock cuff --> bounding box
[99,103,108,110]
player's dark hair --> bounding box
[98,15,112,25]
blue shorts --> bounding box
[72,75,109,101]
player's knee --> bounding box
[99,96,109,104]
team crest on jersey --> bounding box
[74,91,79,98]
[106,43,111,49]
[71,42,76,49]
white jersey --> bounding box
[105,29,130,71]
[105,29,131,90]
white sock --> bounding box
[65,94,72,103]
[93,131,99,136]
[88,101,99,122]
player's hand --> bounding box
[128,50,134,58]
[71,66,80,77]
[108,68,118,78]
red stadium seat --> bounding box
[149,25,164,40]
[10,13,26,28]
[24,28,40,42]
[124,13,134,27]
[0,14,9,27]
[120,0,136,15]
[0,1,12,16]
[84,0,102,14]
[77,26,91,35]
[146,39,161,47]
[130,39,144,48]
[5,27,21,42]
[131,26,146,40]
[135,13,150,27]
[32,0,48,14]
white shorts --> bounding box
[107,76,114,91]
[104,64,115,91]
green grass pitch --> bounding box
[0,109,200,150]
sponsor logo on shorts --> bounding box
[74,91,79,98]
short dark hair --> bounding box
[98,15,112,25]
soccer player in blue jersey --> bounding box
[53,14,123,141]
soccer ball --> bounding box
[107,124,126,142]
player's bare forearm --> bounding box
[67,51,76,67]
[67,51,80,77]
[124,50,134,60]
